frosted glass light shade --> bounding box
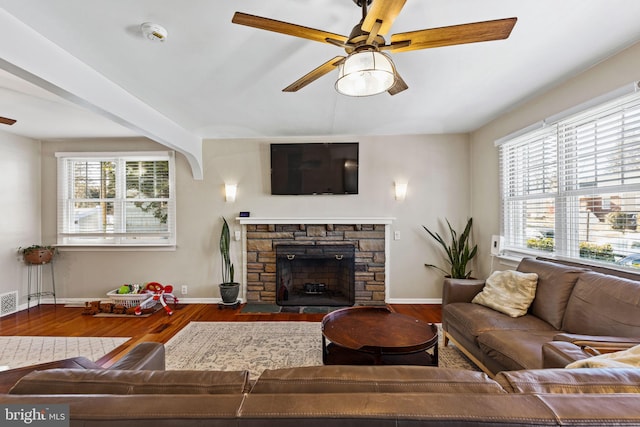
[335,51,396,97]
[225,183,237,203]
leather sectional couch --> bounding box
[443,257,640,375]
[1,361,640,426]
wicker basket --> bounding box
[107,289,152,308]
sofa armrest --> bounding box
[542,341,593,368]
[553,333,640,354]
[442,278,485,306]
[107,342,165,370]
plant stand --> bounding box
[27,260,56,310]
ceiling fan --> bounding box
[0,116,17,126]
[232,0,517,96]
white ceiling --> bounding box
[1,0,640,143]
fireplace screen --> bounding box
[276,244,355,306]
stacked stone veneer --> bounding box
[246,224,386,304]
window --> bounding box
[498,84,640,268]
[56,151,176,247]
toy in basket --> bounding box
[134,282,178,316]
[107,285,152,309]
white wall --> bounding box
[40,133,470,302]
[470,41,640,278]
[0,130,41,308]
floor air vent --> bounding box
[0,291,18,317]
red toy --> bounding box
[134,282,178,316]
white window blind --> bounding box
[56,151,176,247]
[499,85,640,268]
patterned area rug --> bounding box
[0,336,130,370]
[165,322,477,378]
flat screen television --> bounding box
[270,143,358,195]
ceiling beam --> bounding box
[0,9,203,180]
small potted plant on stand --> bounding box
[19,245,57,265]
[218,217,240,309]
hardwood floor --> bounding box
[0,303,441,367]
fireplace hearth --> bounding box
[276,244,355,307]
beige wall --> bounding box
[39,133,470,302]
[470,41,640,278]
[0,131,41,309]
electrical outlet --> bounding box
[181,285,188,295]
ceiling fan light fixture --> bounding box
[335,51,396,97]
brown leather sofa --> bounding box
[443,257,640,376]
[1,362,640,426]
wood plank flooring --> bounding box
[0,303,441,367]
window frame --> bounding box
[55,151,176,249]
[497,82,640,269]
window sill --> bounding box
[57,245,176,252]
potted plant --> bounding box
[422,218,478,279]
[19,245,57,265]
[219,217,240,304]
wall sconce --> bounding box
[225,183,237,203]
[395,182,408,201]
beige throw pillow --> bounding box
[566,344,640,369]
[472,270,538,317]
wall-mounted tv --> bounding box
[270,143,359,195]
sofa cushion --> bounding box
[566,344,640,369]
[251,365,505,394]
[472,270,538,317]
[562,271,640,337]
[517,258,587,329]
[444,303,555,341]
[477,329,560,371]
[496,368,640,394]
[9,369,250,395]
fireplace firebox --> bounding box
[276,244,355,306]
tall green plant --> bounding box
[219,217,235,284]
[423,218,478,279]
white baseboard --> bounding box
[23,297,437,307]
[387,298,442,304]
[30,297,242,306]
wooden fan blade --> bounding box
[388,73,408,96]
[283,56,346,92]
[0,116,17,125]
[232,12,348,45]
[389,17,517,53]
[362,0,407,36]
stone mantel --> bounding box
[237,217,395,225]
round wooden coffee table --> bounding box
[321,306,438,365]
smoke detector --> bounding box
[141,22,168,42]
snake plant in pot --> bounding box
[219,217,240,304]
[423,217,478,279]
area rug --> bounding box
[0,336,130,370]
[165,322,477,379]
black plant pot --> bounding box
[219,282,240,304]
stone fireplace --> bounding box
[239,218,392,305]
